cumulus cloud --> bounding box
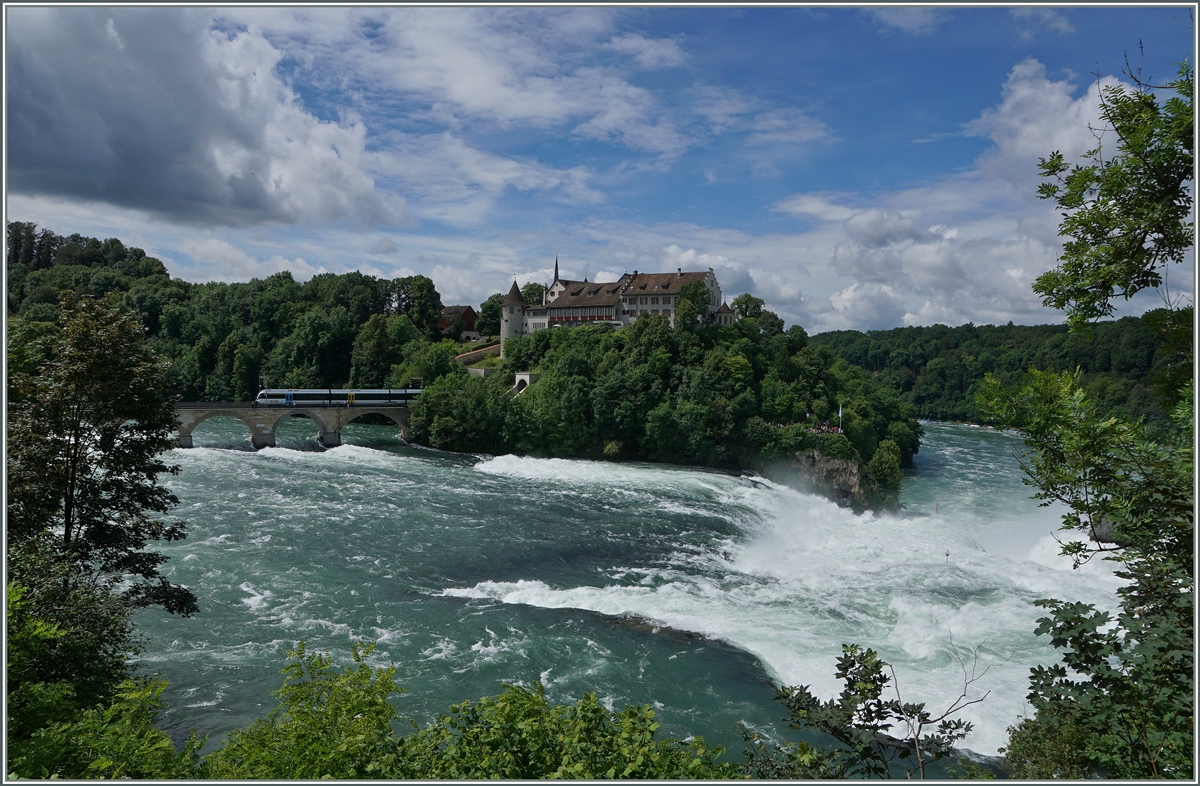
[863,8,947,36]
[967,59,1118,195]
[6,8,406,228]
[177,237,327,282]
[606,33,686,69]
[842,209,942,248]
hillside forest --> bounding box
[7,220,1184,495]
[7,221,923,499]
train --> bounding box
[254,388,422,406]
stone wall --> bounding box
[453,343,501,366]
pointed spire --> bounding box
[553,256,560,284]
[503,279,526,307]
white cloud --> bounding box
[368,238,399,254]
[772,193,857,222]
[236,8,691,160]
[827,283,909,330]
[177,237,327,282]
[6,9,406,228]
[606,33,686,69]
[864,8,947,36]
[1011,8,1074,38]
[747,108,832,146]
[967,59,1119,196]
[371,132,603,226]
[842,209,942,248]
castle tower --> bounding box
[499,280,526,358]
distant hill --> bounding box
[810,314,1191,430]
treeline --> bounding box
[6,221,920,496]
[6,221,453,401]
[810,312,1192,427]
[412,315,920,489]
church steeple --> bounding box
[553,256,560,284]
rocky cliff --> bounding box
[764,449,867,508]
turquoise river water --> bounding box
[135,419,1123,760]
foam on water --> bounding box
[441,438,1123,756]
[138,421,1128,758]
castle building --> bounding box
[499,258,725,356]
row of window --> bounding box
[623,296,674,306]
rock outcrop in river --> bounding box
[764,449,866,508]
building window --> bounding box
[663,296,671,305]
[651,297,659,305]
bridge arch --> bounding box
[176,402,410,450]
[339,408,410,439]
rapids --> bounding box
[136,418,1121,759]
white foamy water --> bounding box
[449,432,1122,756]
[138,420,1122,761]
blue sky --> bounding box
[6,5,1195,332]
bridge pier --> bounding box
[175,403,410,451]
[252,432,277,449]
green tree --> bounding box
[865,438,902,492]
[1034,61,1193,331]
[476,292,505,337]
[202,642,399,779]
[201,642,734,779]
[5,575,140,766]
[674,280,710,330]
[979,54,1194,779]
[755,309,785,336]
[7,294,197,615]
[391,274,444,334]
[8,676,203,780]
[521,281,546,306]
[731,293,765,320]
[979,372,1193,778]
[349,313,421,388]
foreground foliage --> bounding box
[980,374,1194,778]
[742,644,989,779]
[207,642,726,779]
[7,294,197,615]
[981,54,1194,780]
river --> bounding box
[135,419,1123,761]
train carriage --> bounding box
[254,388,422,406]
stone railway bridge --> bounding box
[175,402,410,449]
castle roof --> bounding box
[546,281,624,309]
[716,302,734,314]
[503,280,526,307]
[621,270,708,294]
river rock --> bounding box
[764,449,866,508]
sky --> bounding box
[5,4,1196,333]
